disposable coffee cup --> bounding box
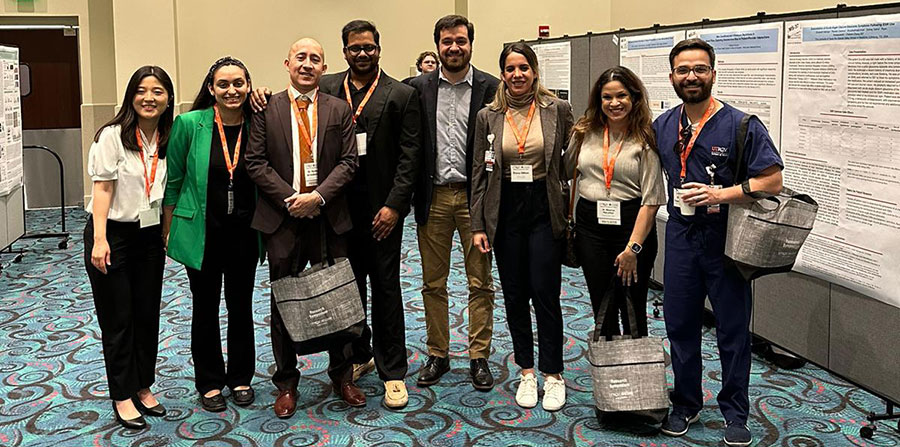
[674,188,696,216]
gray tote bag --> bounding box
[726,114,818,280]
[587,279,668,422]
[270,223,364,355]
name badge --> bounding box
[510,164,533,183]
[485,150,495,172]
[304,162,318,188]
[597,200,621,226]
[707,185,723,214]
[139,202,161,228]
[356,132,367,156]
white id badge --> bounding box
[139,202,161,228]
[304,162,318,187]
[485,150,495,172]
[356,133,367,156]
[596,200,621,225]
[510,164,533,183]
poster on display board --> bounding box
[0,45,22,197]
[619,30,685,119]
[686,22,784,147]
[781,13,900,309]
[532,41,571,100]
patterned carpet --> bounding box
[1,208,898,447]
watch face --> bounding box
[630,242,642,254]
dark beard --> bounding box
[350,58,377,76]
[440,53,471,73]
[674,79,713,104]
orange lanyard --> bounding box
[213,105,243,183]
[602,127,625,193]
[135,128,159,200]
[288,87,318,148]
[343,71,380,124]
[677,97,716,182]
[505,101,537,155]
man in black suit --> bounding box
[408,15,500,391]
[244,37,365,418]
[318,20,420,409]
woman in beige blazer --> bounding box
[470,42,574,412]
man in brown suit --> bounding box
[244,38,362,418]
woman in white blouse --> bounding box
[563,66,666,338]
[84,65,174,430]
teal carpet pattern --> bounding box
[1,208,898,447]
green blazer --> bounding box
[163,107,264,270]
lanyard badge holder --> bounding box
[290,89,319,189]
[136,128,161,228]
[597,126,624,226]
[344,71,380,157]
[674,98,716,216]
[214,105,243,215]
[506,101,536,183]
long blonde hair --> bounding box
[573,66,656,151]
[488,42,556,112]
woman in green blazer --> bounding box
[163,57,263,412]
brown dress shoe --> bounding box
[333,381,366,407]
[273,389,297,419]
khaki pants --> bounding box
[417,184,494,359]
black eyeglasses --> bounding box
[672,65,712,77]
[346,45,379,55]
[673,125,693,156]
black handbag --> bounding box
[270,222,365,355]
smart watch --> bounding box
[628,241,643,254]
[741,179,752,196]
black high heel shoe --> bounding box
[113,401,147,430]
[133,396,167,417]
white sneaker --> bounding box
[515,372,538,408]
[541,375,566,412]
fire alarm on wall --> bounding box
[538,25,549,38]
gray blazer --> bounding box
[470,97,574,244]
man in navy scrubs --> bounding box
[653,38,783,447]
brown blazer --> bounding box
[245,89,358,236]
[470,96,574,244]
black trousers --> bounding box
[575,197,658,337]
[184,223,257,395]
[493,180,564,374]
[84,218,164,401]
[265,217,352,391]
[341,195,408,381]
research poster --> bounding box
[687,23,784,146]
[781,14,900,308]
[0,46,22,197]
[533,41,571,100]
[619,30,685,119]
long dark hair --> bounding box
[488,42,555,112]
[190,56,253,120]
[94,65,175,158]
[574,66,655,151]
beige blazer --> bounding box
[470,96,574,244]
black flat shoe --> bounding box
[470,358,494,391]
[231,387,255,407]
[200,392,227,412]
[113,401,147,430]
[132,397,166,417]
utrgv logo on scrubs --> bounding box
[711,146,729,157]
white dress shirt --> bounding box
[85,125,167,222]
[289,86,319,193]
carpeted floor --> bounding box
[1,208,898,447]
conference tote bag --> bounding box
[726,114,819,280]
[587,278,668,423]
[270,223,365,355]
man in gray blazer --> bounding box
[408,15,500,391]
